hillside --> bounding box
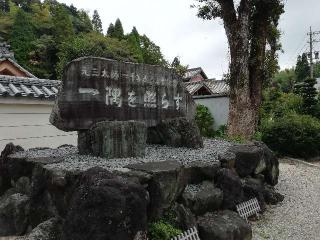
[0,0,168,79]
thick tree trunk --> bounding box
[223,1,259,139]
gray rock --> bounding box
[147,117,203,149]
[242,177,266,212]
[173,204,197,230]
[14,177,31,196]
[198,210,252,240]
[63,167,148,240]
[255,142,279,186]
[78,120,147,158]
[19,218,62,240]
[182,181,223,216]
[230,144,264,177]
[229,142,279,186]
[262,184,284,205]
[218,151,236,169]
[126,160,186,220]
[215,169,244,210]
[184,161,221,184]
[0,193,29,236]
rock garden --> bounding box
[0,57,284,240]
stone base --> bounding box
[78,121,146,158]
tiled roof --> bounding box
[184,67,208,80]
[0,75,60,100]
[184,79,229,96]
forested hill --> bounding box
[0,0,168,79]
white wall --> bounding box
[0,102,77,151]
[194,96,229,129]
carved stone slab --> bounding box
[50,57,196,131]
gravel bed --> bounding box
[10,138,232,172]
[252,159,320,240]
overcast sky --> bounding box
[59,0,320,79]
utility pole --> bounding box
[307,26,320,78]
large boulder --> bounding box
[18,218,62,240]
[78,120,147,158]
[255,142,279,186]
[230,144,264,178]
[229,142,279,186]
[0,143,25,194]
[181,181,223,216]
[184,161,221,184]
[63,167,148,240]
[126,161,186,220]
[242,177,266,212]
[172,204,197,230]
[0,192,29,236]
[198,210,252,240]
[147,117,203,149]
[215,169,244,210]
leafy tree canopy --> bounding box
[0,1,169,79]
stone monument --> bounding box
[50,57,203,158]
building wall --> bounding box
[0,102,77,151]
[193,96,229,129]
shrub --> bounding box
[148,220,182,240]
[262,113,320,159]
[195,104,215,137]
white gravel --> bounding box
[10,139,232,172]
[252,159,320,240]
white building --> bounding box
[0,42,76,151]
[184,68,230,129]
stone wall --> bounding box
[0,141,283,240]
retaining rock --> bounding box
[63,167,148,240]
[215,169,244,210]
[0,192,29,236]
[126,160,186,220]
[182,181,223,216]
[198,210,252,240]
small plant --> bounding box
[195,104,215,137]
[215,125,227,138]
[148,220,182,240]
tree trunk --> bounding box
[224,1,258,139]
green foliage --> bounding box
[0,1,169,79]
[140,34,167,66]
[56,32,140,77]
[260,89,303,120]
[107,23,115,37]
[148,221,182,240]
[296,78,319,117]
[272,68,296,92]
[10,9,35,67]
[215,125,227,138]
[52,4,74,45]
[113,18,124,40]
[171,57,188,77]
[0,0,10,12]
[195,104,215,137]
[92,10,103,33]
[262,113,320,158]
[295,53,310,82]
